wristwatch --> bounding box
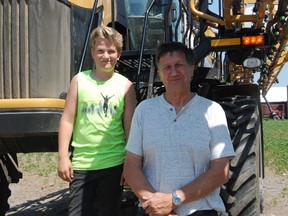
[172,191,182,206]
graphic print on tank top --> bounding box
[81,92,117,118]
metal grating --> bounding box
[0,0,71,100]
[1,0,29,99]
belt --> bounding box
[189,210,218,216]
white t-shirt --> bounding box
[126,94,235,215]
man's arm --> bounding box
[123,151,156,202]
[175,157,231,204]
[141,157,232,216]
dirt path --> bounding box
[5,167,288,215]
[6,172,69,215]
[262,168,288,216]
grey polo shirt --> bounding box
[126,94,235,215]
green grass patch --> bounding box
[263,119,288,174]
[17,152,58,177]
[271,197,279,206]
[282,186,288,197]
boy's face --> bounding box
[91,38,120,73]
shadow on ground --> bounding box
[7,188,139,216]
[7,188,69,216]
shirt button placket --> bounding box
[169,107,176,122]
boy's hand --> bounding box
[58,157,74,182]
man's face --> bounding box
[91,38,120,73]
[157,51,194,91]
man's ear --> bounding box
[191,65,195,73]
[190,65,195,78]
[157,69,163,81]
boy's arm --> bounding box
[123,80,137,140]
[58,75,78,182]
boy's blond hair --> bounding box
[90,26,123,53]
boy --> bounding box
[58,26,136,216]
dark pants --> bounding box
[188,210,218,216]
[139,207,218,216]
[68,164,123,216]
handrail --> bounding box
[190,0,266,29]
[190,0,225,27]
[78,0,99,73]
[135,0,157,91]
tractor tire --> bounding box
[218,96,263,216]
[0,156,11,216]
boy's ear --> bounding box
[91,48,94,57]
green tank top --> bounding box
[71,70,127,170]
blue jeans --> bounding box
[68,164,123,216]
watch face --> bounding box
[173,196,181,205]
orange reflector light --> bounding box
[242,35,265,46]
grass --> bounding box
[17,152,59,177]
[271,197,279,206]
[263,119,288,174]
[16,119,288,177]
[282,186,288,196]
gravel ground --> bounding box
[6,171,69,215]
[5,156,288,216]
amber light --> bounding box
[242,35,265,46]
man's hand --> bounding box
[142,192,174,216]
